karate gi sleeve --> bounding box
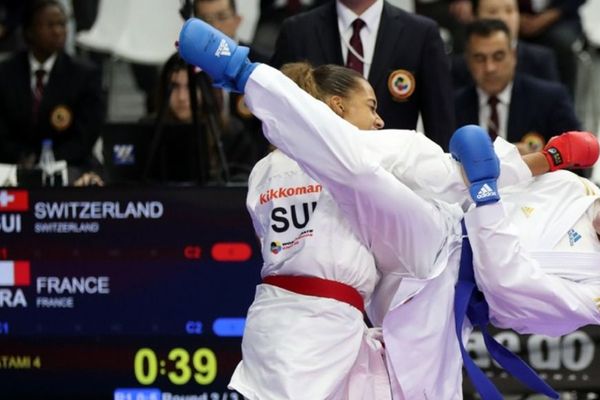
[465,202,600,336]
[245,64,456,279]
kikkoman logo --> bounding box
[260,184,322,205]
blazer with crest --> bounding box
[454,74,580,145]
[0,51,104,167]
[270,1,455,150]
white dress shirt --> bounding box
[28,52,57,91]
[336,0,384,79]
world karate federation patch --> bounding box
[568,229,582,246]
[270,241,282,254]
[388,69,415,102]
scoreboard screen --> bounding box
[0,186,261,400]
[1,187,600,399]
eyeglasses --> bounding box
[197,10,235,24]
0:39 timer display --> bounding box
[134,348,217,385]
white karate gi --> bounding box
[465,170,600,336]
[231,65,532,400]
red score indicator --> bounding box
[183,245,202,260]
[211,242,252,262]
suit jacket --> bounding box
[452,40,560,89]
[0,51,104,167]
[270,1,455,150]
[454,74,580,144]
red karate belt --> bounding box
[263,275,365,313]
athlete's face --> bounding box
[339,78,385,130]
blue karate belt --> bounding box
[454,220,559,399]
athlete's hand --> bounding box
[542,131,599,172]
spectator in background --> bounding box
[0,0,104,171]
[271,0,455,150]
[518,0,586,97]
[151,52,261,181]
[455,19,579,154]
[452,0,560,88]
[194,0,270,176]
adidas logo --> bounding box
[214,39,231,57]
[476,183,497,200]
[568,229,581,246]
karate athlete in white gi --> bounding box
[177,18,600,400]
[464,170,600,336]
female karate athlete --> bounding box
[177,18,599,399]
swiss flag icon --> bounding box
[0,190,28,212]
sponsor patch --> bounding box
[260,184,322,205]
[270,241,282,255]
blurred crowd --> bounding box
[0,0,598,187]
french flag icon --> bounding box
[0,261,30,286]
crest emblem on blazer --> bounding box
[521,132,545,153]
[388,69,415,102]
[235,95,253,119]
[50,105,72,131]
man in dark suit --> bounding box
[0,0,103,169]
[451,0,560,89]
[271,0,455,150]
[455,18,579,154]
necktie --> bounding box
[32,69,46,121]
[346,19,365,75]
[454,220,559,400]
[487,96,499,140]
